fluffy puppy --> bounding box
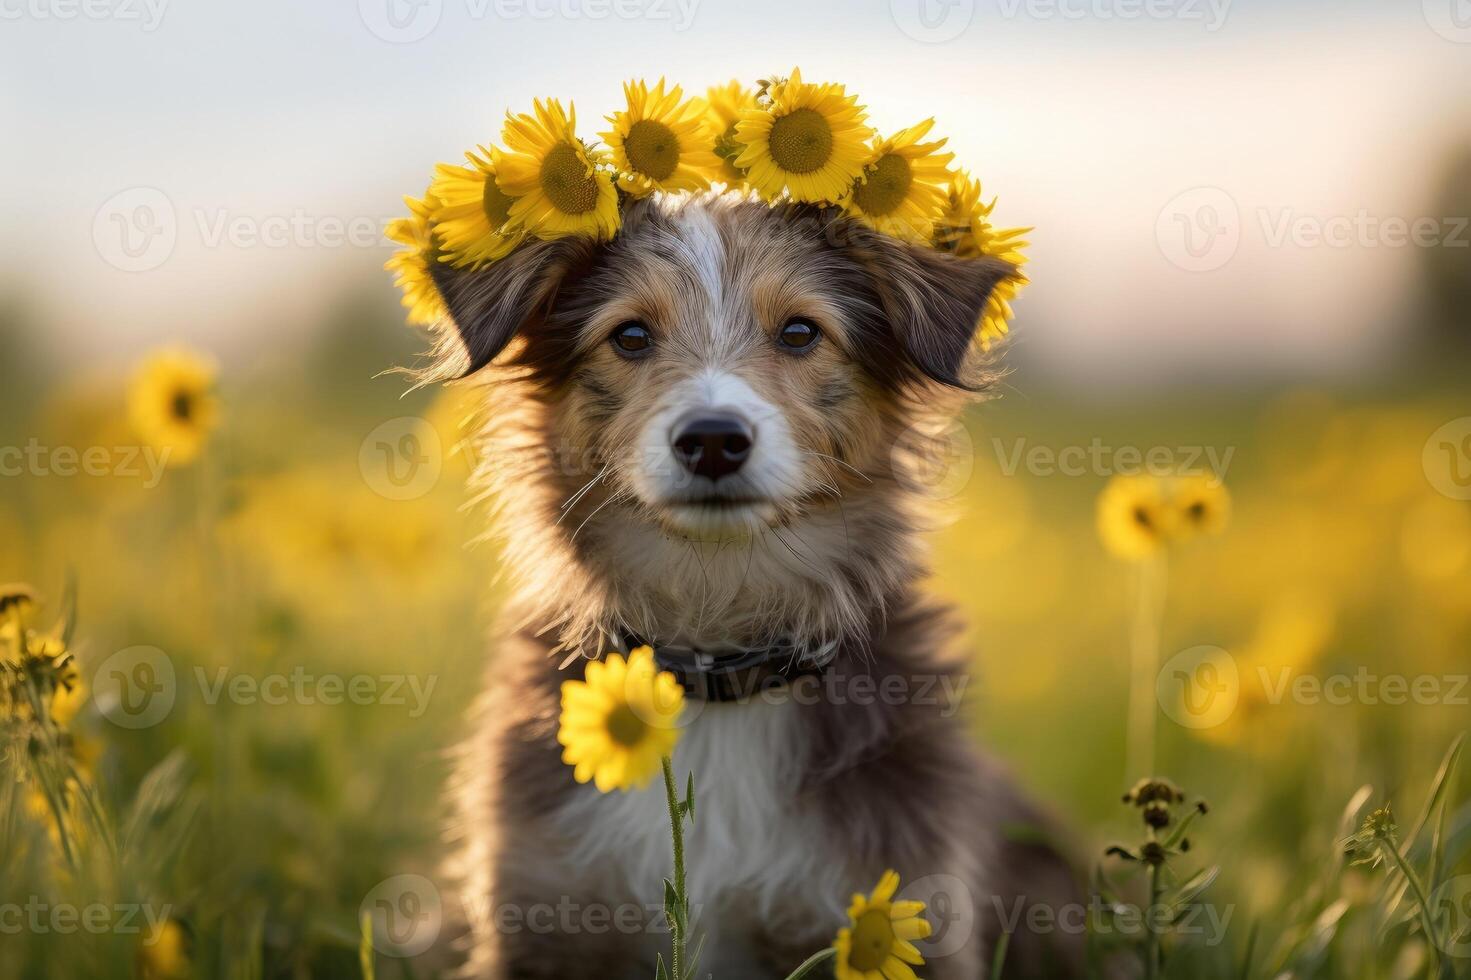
[427,194,1084,979]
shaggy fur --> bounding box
[426,195,1086,978]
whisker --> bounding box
[570,487,628,544]
[556,464,610,523]
[768,524,825,578]
[800,451,872,484]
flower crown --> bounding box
[387,68,1031,352]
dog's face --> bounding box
[430,195,1011,640]
[552,203,911,540]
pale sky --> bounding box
[3,0,1468,386]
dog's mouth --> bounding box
[658,495,780,536]
[672,495,765,508]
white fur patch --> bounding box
[669,204,728,349]
[552,698,849,960]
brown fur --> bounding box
[423,195,1085,978]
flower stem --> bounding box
[1144,859,1163,980]
[1126,555,1168,782]
[781,947,836,979]
[1380,840,1445,978]
[662,756,687,980]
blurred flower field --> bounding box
[1,296,1469,978]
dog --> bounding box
[425,193,1085,978]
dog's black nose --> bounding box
[671,414,753,481]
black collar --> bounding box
[611,633,838,703]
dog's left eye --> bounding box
[611,321,653,356]
[777,318,820,352]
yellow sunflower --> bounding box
[127,348,219,467]
[842,118,954,242]
[705,79,758,187]
[602,78,721,197]
[0,584,35,631]
[833,870,931,980]
[557,645,684,793]
[50,658,86,727]
[138,919,190,980]
[934,171,1031,351]
[493,99,620,241]
[429,147,523,268]
[384,192,447,327]
[1096,474,1173,560]
[734,68,874,204]
[1172,473,1232,538]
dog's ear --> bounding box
[844,223,1015,389]
[428,235,601,376]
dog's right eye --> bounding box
[611,321,653,356]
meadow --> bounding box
[2,292,1469,979]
